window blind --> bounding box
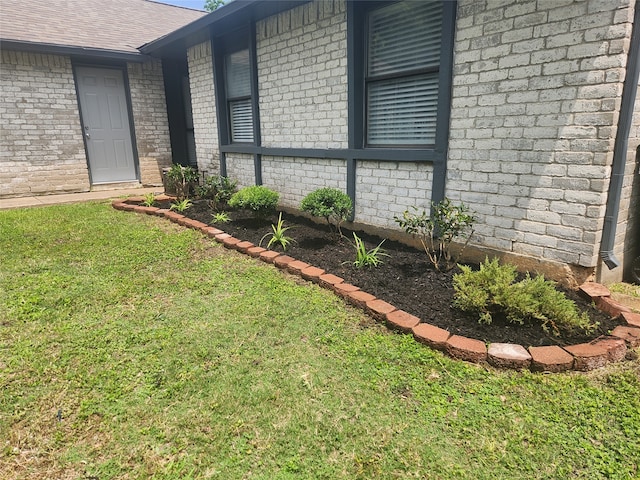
[225,49,253,143]
[230,99,253,143]
[367,1,443,146]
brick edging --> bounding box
[113,199,640,373]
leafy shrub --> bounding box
[197,175,237,211]
[351,233,388,268]
[300,188,352,236]
[394,198,475,271]
[260,213,294,251]
[452,257,597,336]
[229,185,279,218]
[166,164,199,201]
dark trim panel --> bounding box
[221,145,443,163]
[431,0,457,203]
[211,36,229,176]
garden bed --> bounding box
[170,200,620,349]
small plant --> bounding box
[394,198,475,271]
[351,233,388,268]
[141,192,157,207]
[229,185,279,218]
[169,198,193,213]
[452,257,597,336]
[197,175,237,211]
[166,164,199,201]
[300,188,352,237]
[210,212,230,224]
[260,212,294,251]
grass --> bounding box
[610,282,640,298]
[1,202,639,479]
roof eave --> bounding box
[140,0,312,56]
[0,39,150,62]
[139,0,255,54]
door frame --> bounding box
[72,60,141,185]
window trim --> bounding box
[212,27,260,147]
[348,0,456,156]
[364,1,444,148]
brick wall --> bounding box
[127,59,172,186]
[355,162,433,230]
[256,0,348,149]
[0,50,89,197]
[187,41,219,175]
[181,0,639,282]
[262,156,346,207]
[447,0,636,270]
[226,153,255,188]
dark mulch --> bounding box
[173,200,621,348]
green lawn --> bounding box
[1,202,639,479]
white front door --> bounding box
[76,66,137,184]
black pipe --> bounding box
[600,0,640,269]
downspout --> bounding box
[600,0,640,269]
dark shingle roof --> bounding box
[0,0,207,54]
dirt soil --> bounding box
[177,201,620,348]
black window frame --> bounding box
[348,0,456,156]
[212,26,261,148]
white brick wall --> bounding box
[0,50,89,197]
[127,59,172,186]
[355,161,433,229]
[181,0,639,281]
[262,156,346,208]
[187,41,219,174]
[257,0,348,149]
[226,153,255,189]
[448,0,636,268]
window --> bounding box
[225,48,253,143]
[365,1,443,147]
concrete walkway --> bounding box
[0,186,164,210]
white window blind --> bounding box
[225,49,253,143]
[367,1,443,146]
[230,99,253,143]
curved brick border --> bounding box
[113,198,640,373]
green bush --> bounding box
[300,187,352,236]
[394,198,475,271]
[452,257,597,336]
[229,185,279,218]
[196,175,237,211]
[166,164,199,201]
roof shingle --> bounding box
[0,0,207,54]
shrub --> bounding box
[452,257,597,336]
[166,164,199,201]
[394,198,475,271]
[197,175,237,211]
[300,188,352,236]
[229,185,279,218]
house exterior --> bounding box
[0,0,205,197]
[141,0,640,285]
[1,0,638,286]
